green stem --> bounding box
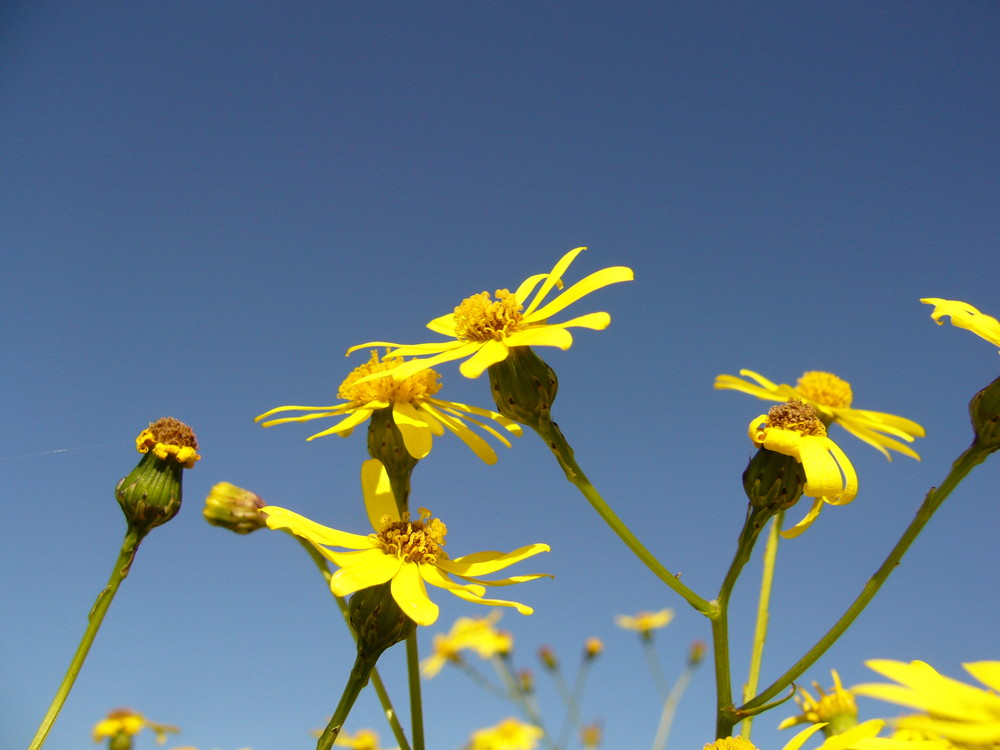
[28,526,144,750]
[643,637,669,701]
[406,633,425,750]
[494,654,555,749]
[741,512,782,740]
[651,659,699,750]
[711,505,770,739]
[736,444,990,719]
[316,652,379,750]
[296,538,411,750]
[537,419,714,616]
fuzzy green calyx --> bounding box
[348,581,418,661]
[488,347,559,431]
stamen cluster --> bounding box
[766,400,827,436]
[453,290,525,341]
[339,350,442,404]
[796,371,854,409]
[376,508,448,564]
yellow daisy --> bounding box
[92,707,179,744]
[421,611,513,677]
[468,717,545,750]
[749,400,858,538]
[922,298,1000,352]
[256,350,522,464]
[779,670,859,734]
[261,459,550,626]
[614,608,675,639]
[715,370,925,461]
[348,247,634,380]
[853,659,1000,750]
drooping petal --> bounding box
[362,458,399,528]
[304,406,378,440]
[392,400,433,459]
[390,561,439,625]
[780,497,824,539]
[798,437,848,499]
[444,588,536,615]
[263,506,374,549]
[525,266,633,322]
[422,403,499,464]
[441,543,551,577]
[459,338,510,378]
[329,549,401,597]
[418,562,487,597]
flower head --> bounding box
[256,350,521,464]
[853,659,1000,750]
[779,670,859,735]
[92,707,179,746]
[715,370,925,461]
[261,459,550,626]
[615,608,674,639]
[348,247,633,380]
[135,417,201,468]
[333,728,397,750]
[421,611,513,677]
[922,298,1000,352]
[749,400,858,538]
[467,717,545,750]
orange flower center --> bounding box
[453,289,526,341]
[376,508,447,564]
[796,371,853,409]
[339,350,441,403]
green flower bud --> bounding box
[742,445,805,515]
[970,374,1000,453]
[116,418,200,537]
[367,409,418,514]
[488,347,559,431]
[348,581,417,661]
[203,482,266,534]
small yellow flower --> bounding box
[421,611,513,677]
[348,247,634,380]
[614,607,674,638]
[779,670,859,734]
[922,298,1000,352]
[584,637,604,659]
[468,717,545,750]
[715,369,925,460]
[135,417,201,468]
[92,707,179,744]
[256,350,521,464]
[750,400,858,538]
[853,659,1000,750]
[334,728,397,750]
[261,459,550,626]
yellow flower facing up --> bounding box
[779,670,859,735]
[333,728,397,750]
[715,369,925,461]
[92,707,179,745]
[421,611,513,677]
[348,247,634,380]
[922,298,1000,352]
[468,717,545,750]
[256,350,522,464]
[614,608,674,639]
[749,400,858,538]
[261,459,550,626]
[853,659,1000,750]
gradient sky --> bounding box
[2,3,998,750]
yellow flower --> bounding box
[922,298,1000,352]
[135,417,201,468]
[348,247,634,380]
[421,611,513,677]
[334,728,397,750]
[92,707,179,744]
[256,350,521,464]
[468,717,545,750]
[261,459,550,626]
[749,400,858,538]
[853,659,1000,750]
[715,370,925,461]
[614,607,674,638]
[779,670,859,734]
[705,725,828,750]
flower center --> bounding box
[144,417,199,450]
[452,289,526,341]
[704,738,759,750]
[375,507,447,564]
[339,350,442,404]
[796,371,853,408]
[766,400,827,436]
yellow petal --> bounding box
[263,506,373,549]
[441,543,551,577]
[966,661,1000,692]
[330,549,401,597]
[798,437,847,499]
[781,723,827,750]
[522,247,588,317]
[513,272,556,307]
[255,403,349,422]
[425,312,457,336]
[780,497,824,539]
[504,324,575,350]
[922,298,1000,348]
[459,339,510,378]
[362,458,399,528]
[525,266,633,321]
[304,407,376,441]
[423,404,499,464]
[392,401,433,459]
[390,561,439,625]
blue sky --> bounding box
[2,3,998,749]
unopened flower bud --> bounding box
[970,374,1000,453]
[203,483,266,534]
[584,637,604,660]
[518,668,535,694]
[742,444,805,514]
[581,722,603,749]
[348,581,417,661]
[687,640,707,666]
[116,418,199,537]
[538,645,559,671]
[488,347,559,431]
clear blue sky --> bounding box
[2,3,998,749]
